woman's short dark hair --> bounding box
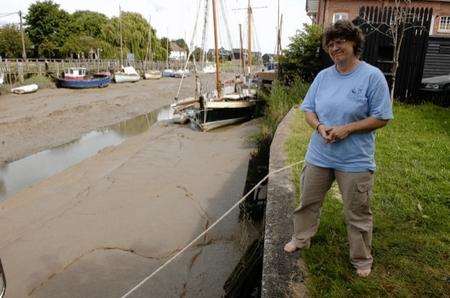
[323,20,364,56]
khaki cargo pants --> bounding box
[292,162,374,270]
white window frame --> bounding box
[438,16,450,33]
[332,12,349,23]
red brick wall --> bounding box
[317,0,450,37]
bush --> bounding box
[279,24,324,84]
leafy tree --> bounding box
[279,23,324,83]
[72,11,108,38]
[25,0,72,57]
[174,38,188,51]
[0,24,31,58]
[159,37,171,61]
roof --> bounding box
[170,42,187,52]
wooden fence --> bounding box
[354,6,433,102]
[0,59,243,85]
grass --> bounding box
[285,103,450,297]
[0,74,55,95]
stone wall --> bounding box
[261,108,308,298]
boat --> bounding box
[172,0,260,131]
[202,64,216,74]
[173,69,191,78]
[162,69,175,77]
[11,84,39,94]
[0,73,4,86]
[57,67,111,89]
[144,70,162,80]
[114,66,141,83]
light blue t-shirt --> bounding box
[300,61,393,172]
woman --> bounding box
[283,20,393,278]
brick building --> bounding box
[307,0,450,78]
[306,0,450,37]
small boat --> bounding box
[11,84,39,94]
[173,69,191,78]
[162,69,175,77]
[114,66,141,83]
[144,70,162,80]
[58,67,111,89]
[0,73,4,86]
[202,64,216,74]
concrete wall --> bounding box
[261,108,308,298]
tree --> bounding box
[0,24,31,58]
[25,0,72,57]
[279,23,324,83]
[72,11,108,38]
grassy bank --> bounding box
[285,103,450,297]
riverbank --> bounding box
[0,73,226,164]
[284,104,449,297]
[0,119,260,297]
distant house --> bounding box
[169,42,187,61]
[306,0,450,78]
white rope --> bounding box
[119,159,305,298]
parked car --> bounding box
[420,74,450,93]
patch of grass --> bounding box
[252,79,309,145]
[285,103,450,297]
[22,74,55,89]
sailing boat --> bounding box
[179,0,259,131]
[144,16,162,80]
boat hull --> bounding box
[114,74,140,83]
[58,76,111,89]
[11,84,39,94]
[190,103,258,131]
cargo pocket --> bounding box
[352,182,372,214]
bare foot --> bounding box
[283,241,299,253]
[356,268,371,277]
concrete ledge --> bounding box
[262,108,308,298]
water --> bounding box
[0,107,172,202]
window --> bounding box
[332,12,349,23]
[438,16,450,32]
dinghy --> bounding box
[144,70,162,80]
[11,84,39,94]
[114,66,141,83]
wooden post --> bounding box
[239,24,245,75]
[19,11,27,61]
[247,0,252,72]
[119,6,124,67]
[212,0,222,98]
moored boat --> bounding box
[162,69,175,77]
[114,66,141,83]
[57,67,111,89]
[144,70,162,80]
[11,84,39,94]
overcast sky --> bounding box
[1,0,311,54]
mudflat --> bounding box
[0,73,227,164]
[0,119,259,297]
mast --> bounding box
[212,0,222,98]
[239,24,245,75]
[247,0,252,71]
[119,6,123,66]
[166,28,169,69]
[149,16,153,66]
[19,11,27,61]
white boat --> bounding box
[162,69,175,77]
[11,84,39,94]
[202,64,216,74]
[0,73,4,86]
[173,69,191,78]
[144,70,162,80]
[114,66,141,83]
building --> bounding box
[169,42,187,61]
[306,0,450,37]
[306,0,450,78]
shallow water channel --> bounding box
[0,106,172,202]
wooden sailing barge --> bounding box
[173,0,260,131]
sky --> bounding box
[0,0,311,54]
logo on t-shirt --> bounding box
[348,87,366,101]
